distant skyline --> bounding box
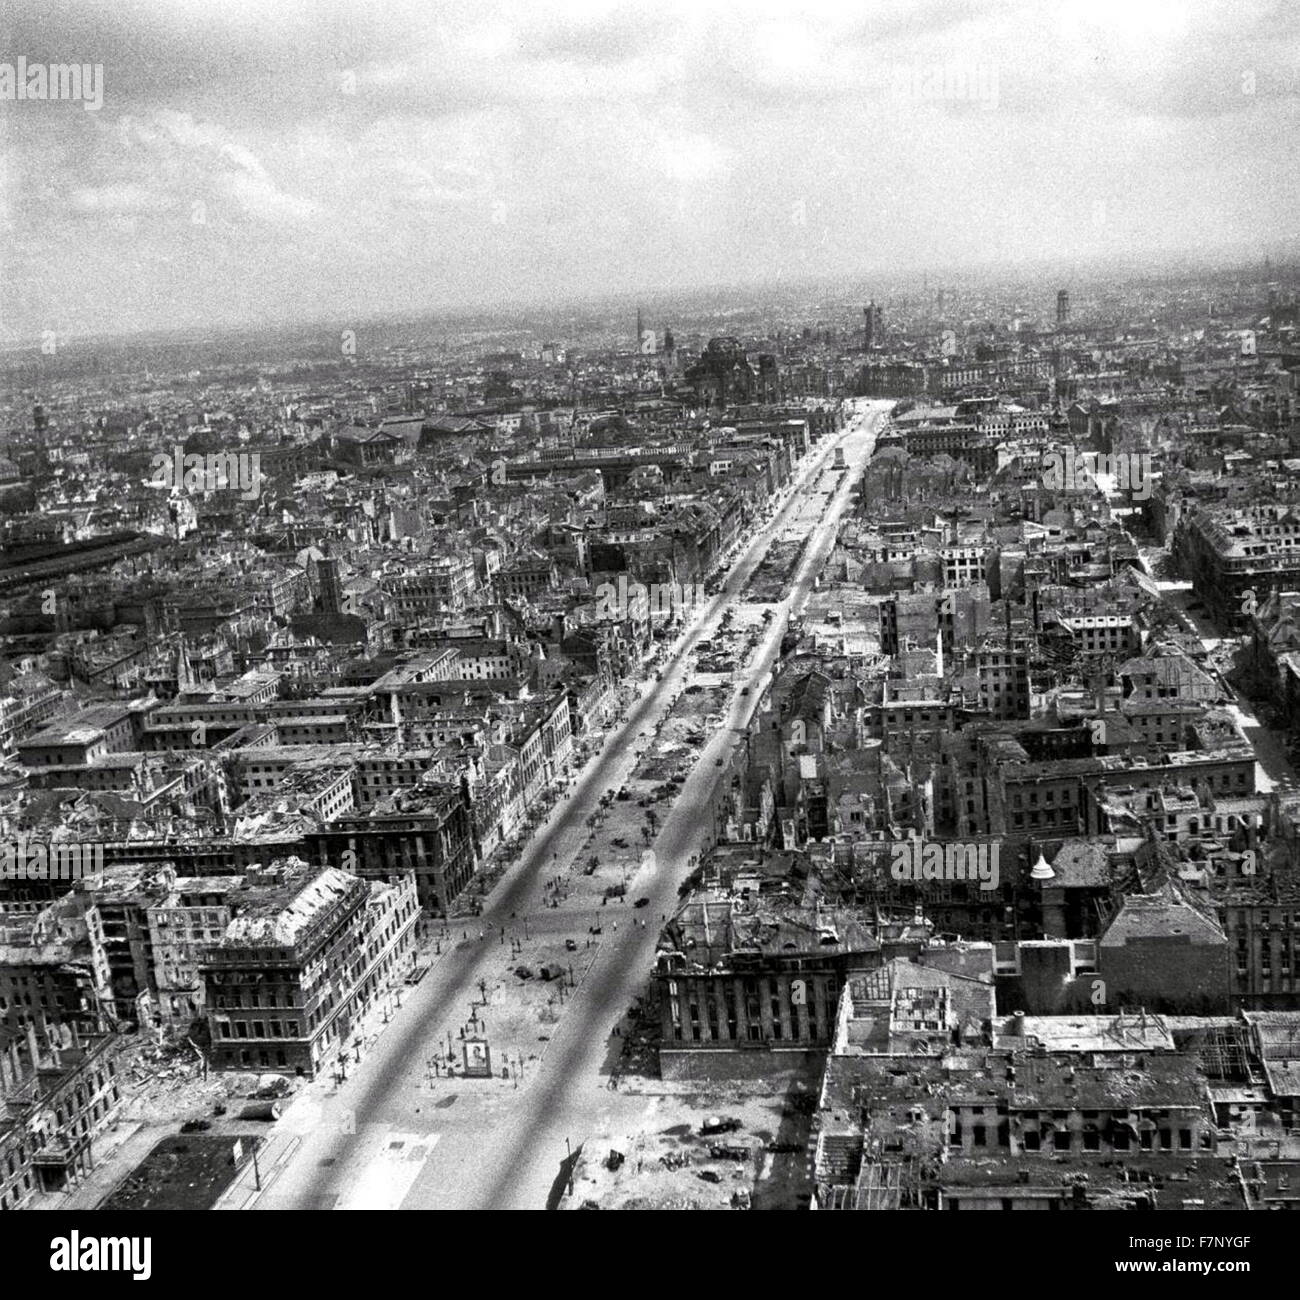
[2,0,1298,343]
[3,244,1295,359]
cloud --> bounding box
[68,182,167,216]
[1,0,1296,337]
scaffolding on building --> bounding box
[824,1155,925,1210]
[1198,1022,1255,1082]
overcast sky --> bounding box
[1,0,1297,341]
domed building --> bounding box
[685,337,780,409]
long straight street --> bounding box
[237,399,890,1210]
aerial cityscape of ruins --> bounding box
[2,1,1299,1228]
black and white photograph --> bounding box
[0,0,1297,1274]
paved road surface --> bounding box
[242,399,891,1210]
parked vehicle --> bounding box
[240,1100,283,1122]
[710,1143,751,1161]
[700,1115,742,1135]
